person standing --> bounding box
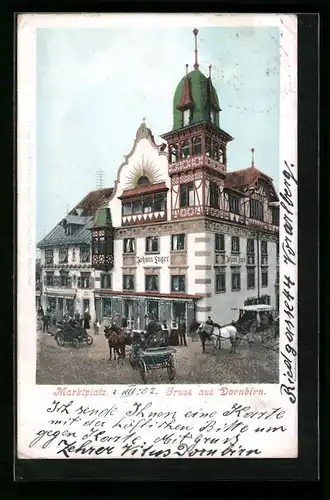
[83,309,91,330]
[42,311,49,333]
[94,319,100,335]
[178,318,187,347]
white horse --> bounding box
[196,322,239,353]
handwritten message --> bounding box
[279,161,298,405]
[21,387,296,459]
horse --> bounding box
[104,324,131,365]
[190,321,239,354]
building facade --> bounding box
[37,189,113,320]
[37,29,280,330]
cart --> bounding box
[129,342,176,383]
[231,305,277,345]
[54,323,94,348]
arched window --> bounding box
[182,109,190,126]
[137,175,149,186]
[181,140,190,159]
[192,136,202,155]
[210,108,216,124]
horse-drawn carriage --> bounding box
[54,322,94,348]
[231,304,278,344]
[129,330,176,383]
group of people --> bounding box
[37,306,93,334]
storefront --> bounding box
[43,287,76,315]
[99,292,199,331]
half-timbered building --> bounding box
[90,29,279,329]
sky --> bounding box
[36,25,280,244]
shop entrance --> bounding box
[123,299,134,320]
[172,302,186,322]
[146,300,159,322]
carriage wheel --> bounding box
[55,333,65,347]
[139,360,147,383]
[72,338,79,348]
[167,354,176,381]
[86,335,93,346]
[129,351,137,369]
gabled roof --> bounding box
[38,188,113,248]
[225,167,278,201]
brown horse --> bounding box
[104,325,131,364]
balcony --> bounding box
[170,251,187,267]
[168,154,226,176]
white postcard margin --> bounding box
[17,14,298,460]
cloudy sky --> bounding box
[37,25,280,243]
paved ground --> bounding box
[36,325,279,385]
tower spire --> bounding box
[193,28,199,70]
[251,148,255,168]
[186,63,189,76]
[209,64,212,78]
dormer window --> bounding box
[65,225,76,236]
[210,108,216,124]
[183,109,190,126]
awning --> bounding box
[44,293,76,300]
[99,291,201,304]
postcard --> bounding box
[17,13,298,460]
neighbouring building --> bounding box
[37,188,113,320]
[37,29,279,329]
[89,29,280,329]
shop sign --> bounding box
[225,254,246,265]
[136,255,169,266]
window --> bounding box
[147,300,159,321]
[78,274,91,289]
[45,273,54,286]
[80,246,90,263]
[210,108,216,124]
[101,274,112,289]
[137,175,149,186]
[261,268,268,287]
[171,275,186,292]
[58,248,68,264]
[154,193,165,211]
[219,148,224,164]
[171,233,185,251]
[231,236,240,253]
[145,236,159,253]
[45,249,54,265]
[123,202,132,216]
[92,235,104,255]
[60,272,69,287]
[250,198,264,221]
[123,275,135,291]
[229,195,240,214]
[272,208,279,226]
[132,200,142,214]
[181,140,190,158]
[102,298,112,317]
[180,182,194,207]
[208,181,219,209]
[143,198,153,213]
[215,233,225,252]
[192,136,202,155]
[65,225,76,237]
[215,270,226,293]
[246,238,255,265]
[183,109,190,126]
[231,267,241,291]
[261,241,268,266]
[205,137,211,157]
[212,141,219,161]
[123,238,135,253]
[247,267,255,289]
[169,144,178,163]
[145,275,159,292]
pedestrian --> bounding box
[161,321,169,345]
[178,318,187,347]
[122,316,128,328]
[83,308,91,330]
[42,311,49,333]
[94,319,100,335]
[206,316,214,326]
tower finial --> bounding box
[209,64,212,78]
[193,28,199,70]
[251,148,255,168]
[186,64,189,76]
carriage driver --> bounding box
[205,316,215,340]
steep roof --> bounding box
[225,167,273,190]
[38,188,113,248]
